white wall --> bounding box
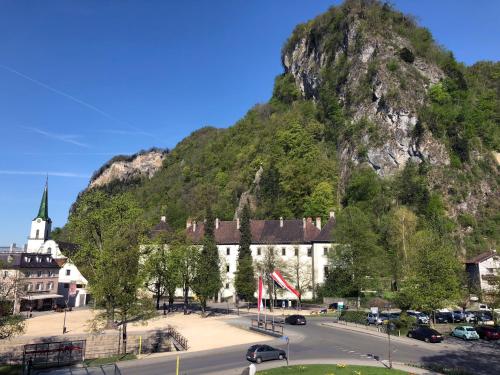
[478,255,500,292]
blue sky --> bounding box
[1,0,499,246]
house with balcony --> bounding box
[465,250,499,300]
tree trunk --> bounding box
[168,293,174,311]
[183,286,189,314]
[156,285,161,310]
[122,320,127,354]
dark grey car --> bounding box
[246,344,286,364]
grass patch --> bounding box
[258,364,408,374]
[0,365,22,375]
[83,353,136,367]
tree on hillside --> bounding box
[235,204,256,301]
[385,206,417,289]
[399,230,462,322]
[304,181,336,221]
[328,206,387,297]
[192,208,222,315]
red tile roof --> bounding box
[185,218,325,245]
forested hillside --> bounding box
[62,0,499,268]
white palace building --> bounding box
[150,212,336,301]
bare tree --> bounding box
[287,253,312,303]
[0,265,26,339]
[255,246,287,311]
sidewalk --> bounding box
[209,359,440,375]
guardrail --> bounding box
[166,327,189,351]
[251,319,284,336]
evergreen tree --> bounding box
[235,204,256,301]
[192,208,222,315]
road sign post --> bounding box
[281,335,289,365]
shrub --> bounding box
[399,47,415,63]
[387,59,399,72]
[340,310,366,324]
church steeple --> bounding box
[35,179,50,221]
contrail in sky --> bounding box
[0,63,154,136]
[0,170,90,178]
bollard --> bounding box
[248,363,256,375]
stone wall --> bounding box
[0,329,173,364]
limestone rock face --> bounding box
[282,17,449,177]
[89,150,166,189]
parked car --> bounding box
[285,314,306,325]
[464,311,477,324]
[246,344,286,364]
[475,326,500,341]
[452,310,465,322]
[407,311,430,324]
[478,304,490,311]
[435,311,454,323]
[451,326,480,341]
[367,312,390,325]
[407,326,443,343]
[472,311,494,325]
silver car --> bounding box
[367,312,389,325]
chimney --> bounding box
[160,216,166,222]
[186,218,192,229]
[315,217,321,229]
[215,218,219,229]
[280,217,283,228]
[236,218,240,230]
[303,218,306,229]
[329,211,335,219]
[192,221,197,232]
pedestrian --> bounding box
[163,302,167,315]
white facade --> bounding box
[477,254,500,293]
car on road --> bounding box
[407,311,430,324]
[246,344,286,364]
[475,326,500,341]
[285,314,306,325]
[407,326,443,343]
[367,312,390,325]
[451,326,480,341]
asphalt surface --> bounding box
[117,316,500,375]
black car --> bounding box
[246,344,287,364]
[285,314,307,325]
[407,326,443,343]
[435,311,454,323]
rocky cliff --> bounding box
[282,1,449,176]
[89,149,167,189]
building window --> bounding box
[282,248,286,256]
[36,229,39,239]
[225,283,230,289]
[226,248,230,255]
[48,271,53,277]
[25,257,31,263]
[47,282,53,290]
[64,283,69,289]
[226,265,230,273]
[46,257,51,262]
[36,257,41,263]
[36,283,43,291]
[307,248,312,257]
[257,248,261,256]
[324,247,328,256]
[25,271,31,278]
[26,283,33,291]
[2,271,8,278]
[324,266,329,278]
[66,269,71,276]
[47,247,52,254]
[294,248,299,256]
[37,271,42,277]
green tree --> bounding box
[192,208,222,315]
[169,232,197,313]
[235,204,256,301]
[304,181,335,221]
[329,206,386,296]
[255,246,288,311]
[400,230,462,323]
[67,191,147,327]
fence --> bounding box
[250,319,284,336]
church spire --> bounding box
[35,177,50,221]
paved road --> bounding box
[114,315,498,375]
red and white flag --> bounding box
[257,276,263,312]
[271,269,301,298]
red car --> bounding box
[475,326,500,340]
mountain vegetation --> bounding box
[58,0,499,305]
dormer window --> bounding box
[46,257,51,262]
[36,257,41,263]
[47,247,52,254]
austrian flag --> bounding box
[270,269,300,298]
